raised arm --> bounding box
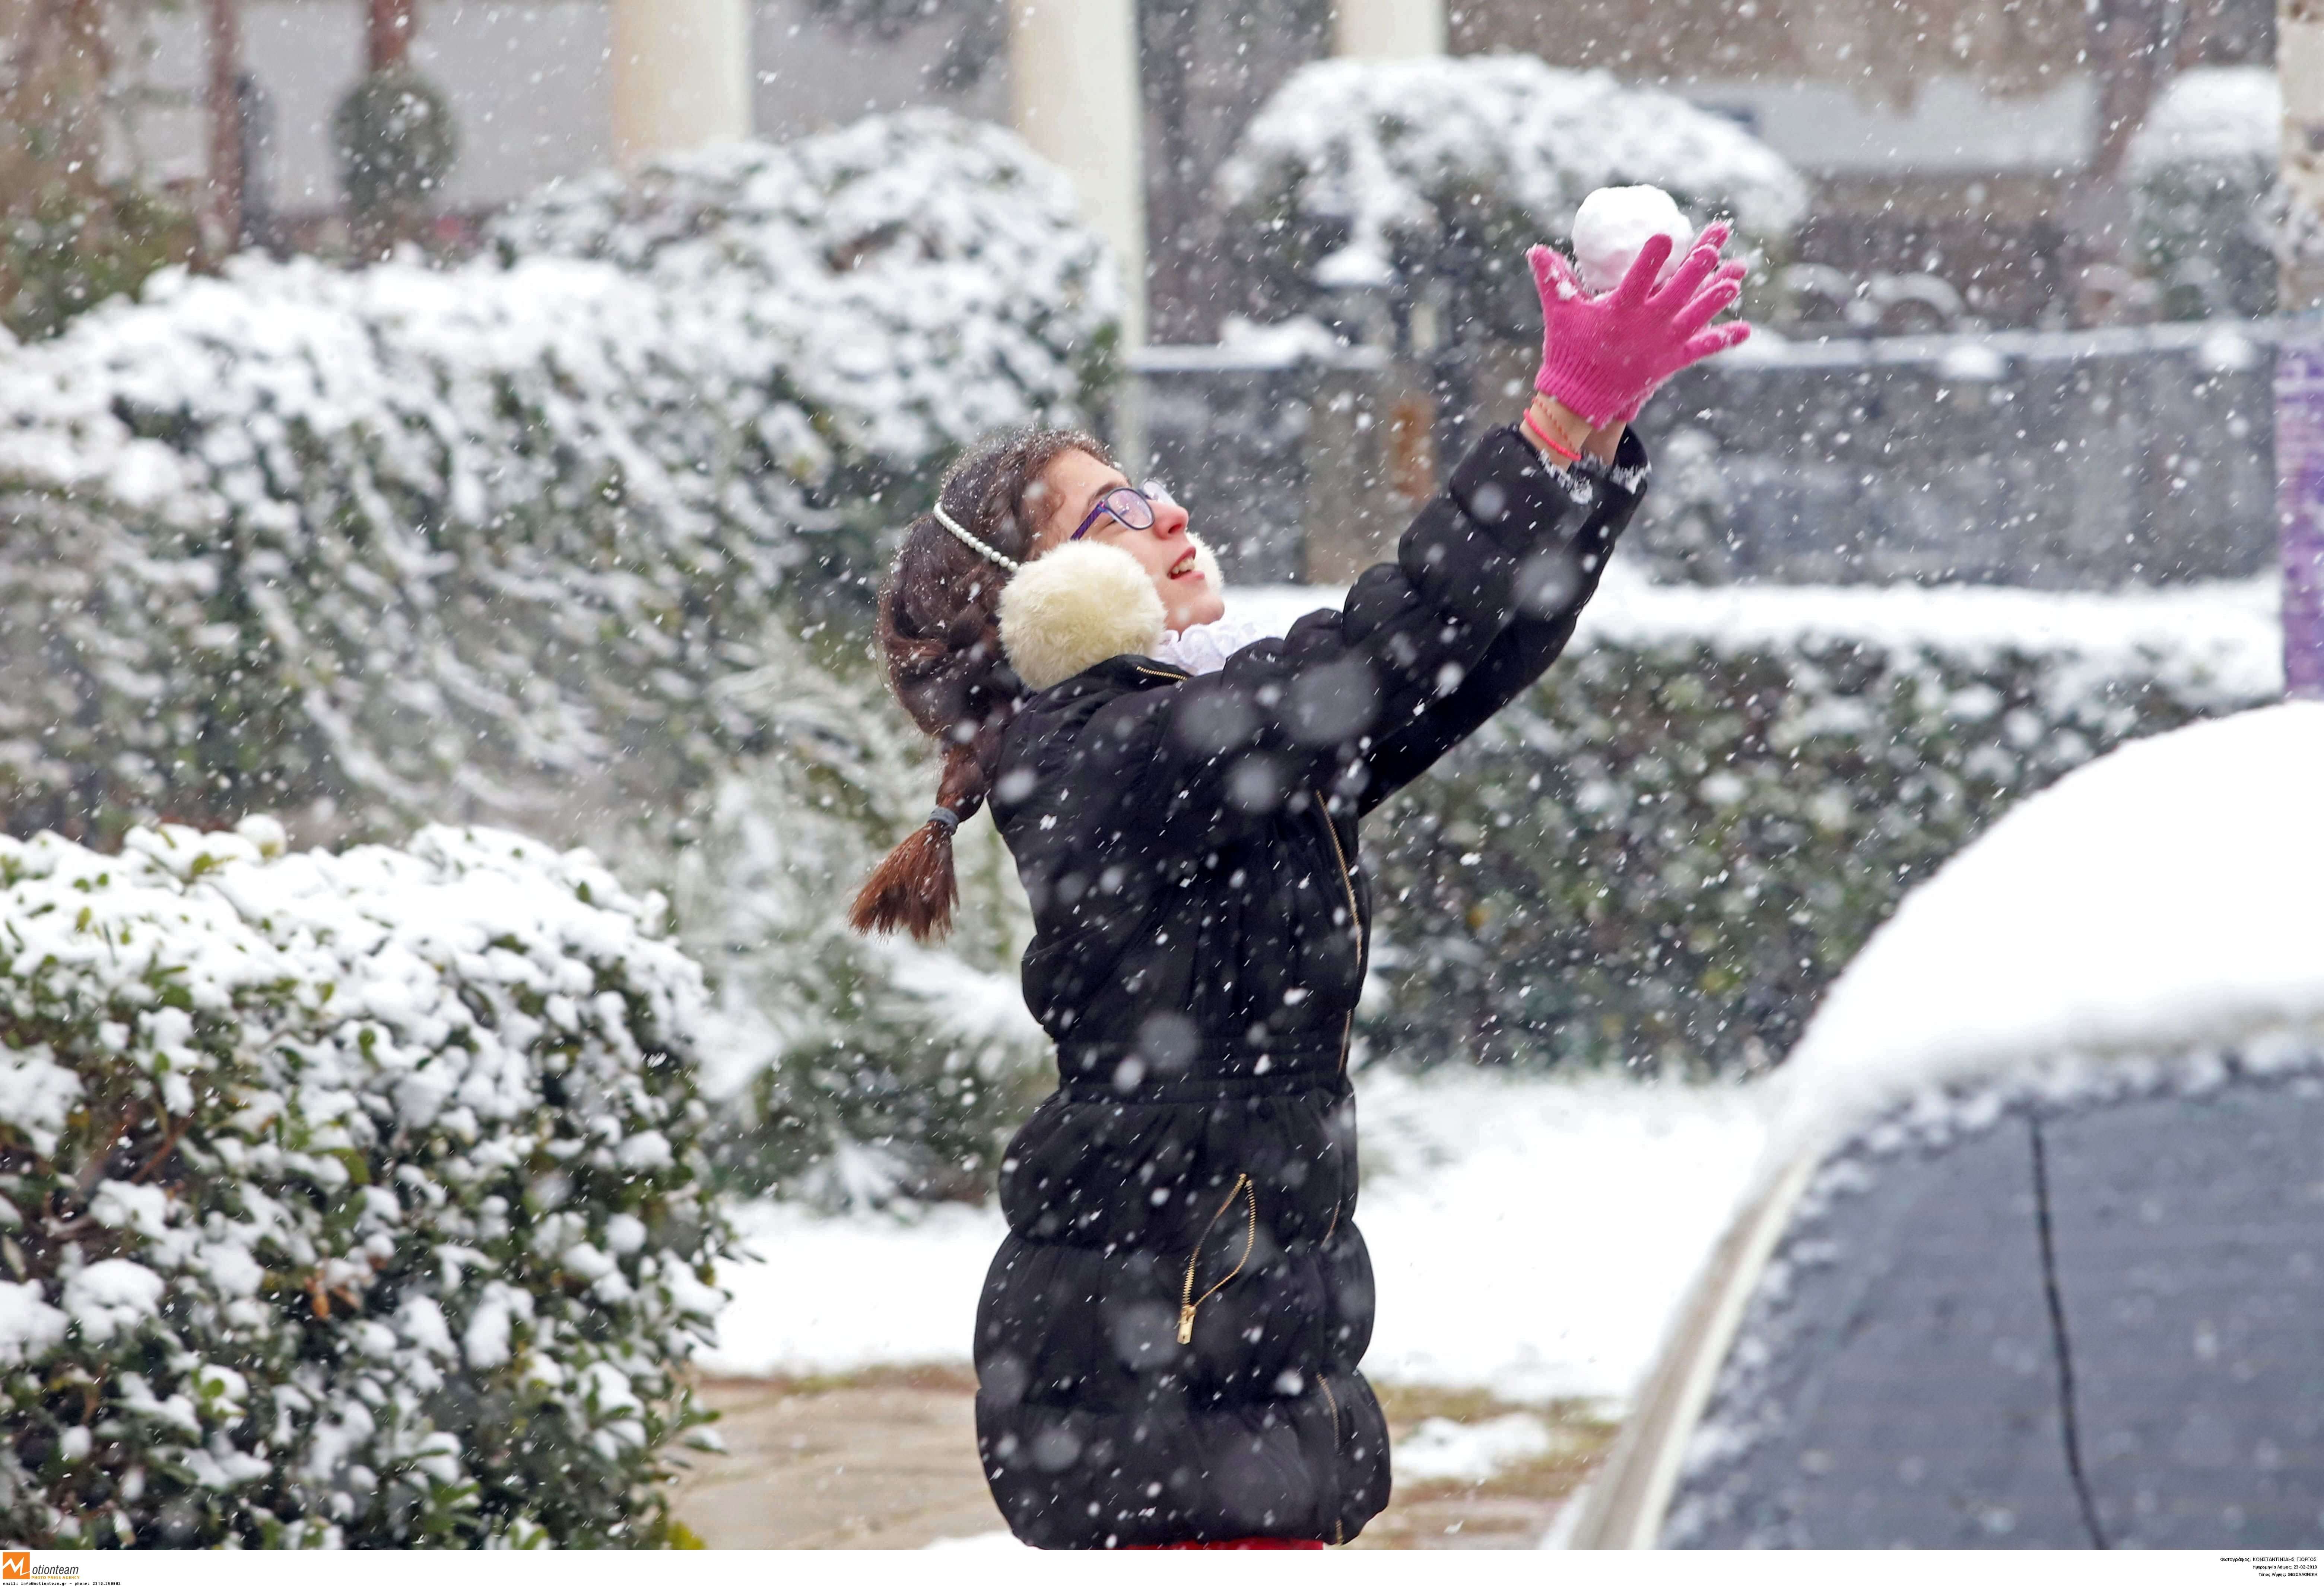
[997,226,1750,845]
[1048,416,1645,844]
[1356,428,1647,812]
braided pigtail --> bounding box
[850,426,1110,940]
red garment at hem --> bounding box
[1130,1538,1328,1549]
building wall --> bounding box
[136,0,1004,225]
[1451,0,2269,101]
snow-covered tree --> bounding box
[0,253,811,845]
[0,109,1115,1212]
[1216,54,1807,341]
[2127,65,2283,321]
[0,820,725,1546]
[490,111,1121,498]
[0,110,1118,849]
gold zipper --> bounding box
[1313,791,1361,926]
[1312,789,1363,1073]
[1317,1375,1346,1546]
[1177,1173,1257,1344]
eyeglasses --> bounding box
[1069,480,1178,542]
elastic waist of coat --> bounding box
[1057,1064,1349,1107]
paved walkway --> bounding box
[671,1372,1606,1550]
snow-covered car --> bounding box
[1569,701,2324,1549]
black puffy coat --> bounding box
[974,425,1649,1547]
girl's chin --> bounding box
[1167,599,1226,632]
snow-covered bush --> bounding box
[492,111,1119,488]
[1359,579,2282,1076]
[0,820,725,1547]
[2128,66,2283,321]
[734,580,2279,1194]
[0,111,1116,845]
[673,629,1048,1209]
[0,254,801,844]
[1217,55,1807,341]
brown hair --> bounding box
[848,425,1112,940]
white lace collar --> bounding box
[1146,611,1296,676]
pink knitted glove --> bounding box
[1607,231,1748,425]
[1528,222,1753,429]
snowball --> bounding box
[1572,185,1695,293]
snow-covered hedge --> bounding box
[673,630,1048,1209]
[491,112,1119,482]
[0,821,724,1547]
[2128,66,2283,321]
[0,111,1115,844]
[0,254,799,843]
[1217,55,1807,340]
[1357,578,2283,1076]
[740,582,2282,1197]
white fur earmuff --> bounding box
[998,532,1226,691]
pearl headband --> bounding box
[933,503,1020,573]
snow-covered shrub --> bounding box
[491,111,1120,513]
[0,820,725,1547]
[0,254,800,844]
[1360,580,2282,1076]
[674,628,1048,1209]
[0,110,1115,845]
[2128,66,2283,321]
[1217,55,1807,341]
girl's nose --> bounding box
[1152,498,1191,538]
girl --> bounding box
[853,228,1752,1547]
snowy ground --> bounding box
[704,1067,1769,1410]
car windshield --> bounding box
[1664,1054,2324,1549]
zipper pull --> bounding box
[1177,1304,1197,1345]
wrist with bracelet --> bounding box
[1521,397,1588,465]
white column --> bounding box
[610,0,751,166]
[1333,0,1445,58]
[1009,0,1146,351]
